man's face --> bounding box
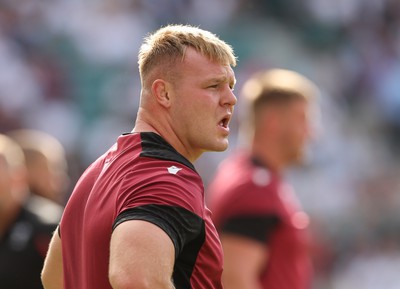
[168,48,237,160]
[27,153,68,204]
[0,157,26,211]
[278,99,314,164]
[0,158,11,210]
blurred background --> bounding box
[1,0,400,288]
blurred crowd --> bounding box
[1,0,400,288]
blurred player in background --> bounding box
[207,69,320,289]
[8,129,69,206]
[0,134,59,289]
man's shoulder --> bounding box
[139,132,196,172]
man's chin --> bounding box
[207,140,229,152]
[219,139,230,151]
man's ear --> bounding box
[151,79,171,108]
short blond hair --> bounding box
[138,24,237,82]
[238,69,319,143]
[241,69,319,112]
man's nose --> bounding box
[223,88,237,107]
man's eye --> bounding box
[209,84,219,88]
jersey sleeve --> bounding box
[113,204,204,258]
[112,163,205,257]
[220,214,280,243]
[211,181,283,243]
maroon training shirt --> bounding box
[60,132,223,289]
[207,151,313,289]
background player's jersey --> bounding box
[208,151,313,289]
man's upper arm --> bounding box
[109,220,176,289]
[218,214,279,289]
[220,233,267,289]
[41,228,63,289]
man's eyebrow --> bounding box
[208,76,226,82]
[230,77,237,88]
[207,75,235,84]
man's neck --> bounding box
[251,142,285,174]
[133,112,200,164]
